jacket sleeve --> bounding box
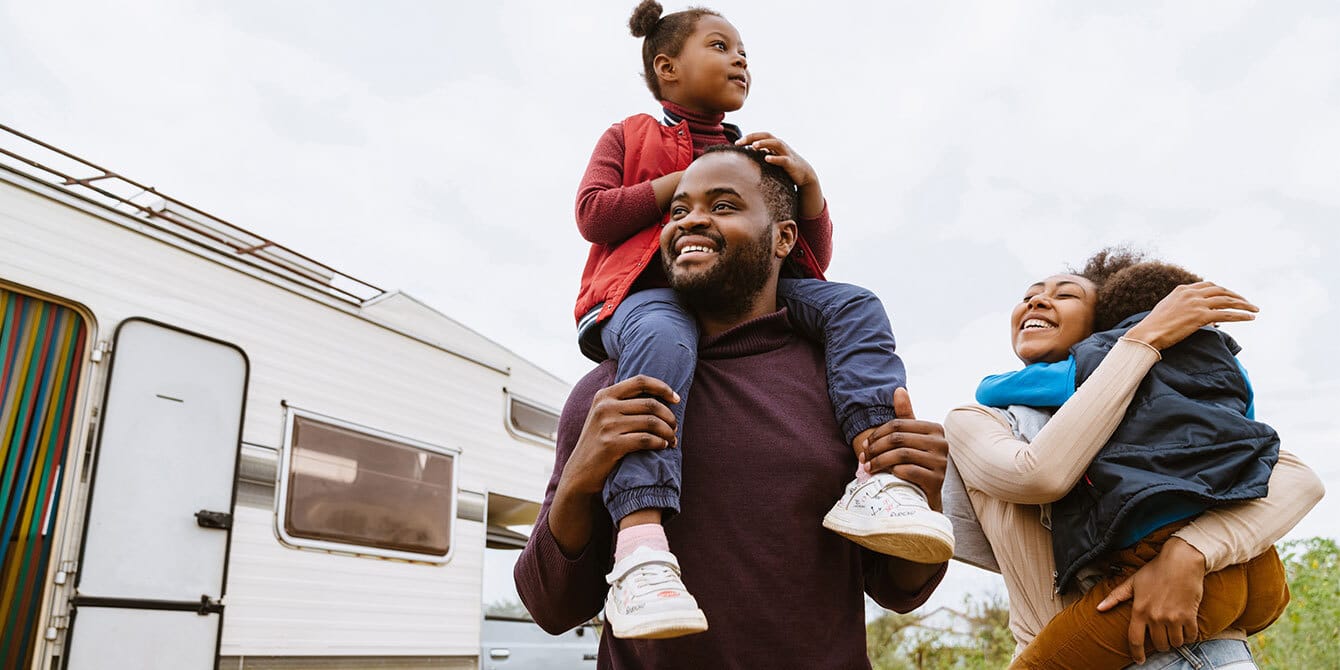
[575,124,665,245]
[946,337,1161,504]
[796,201,833,272]
[862,553,947,613]
[513,369,616,634]
[975,357,1077,409]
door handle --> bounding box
[195,509,232,530]
[489,648,510,660]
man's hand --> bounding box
[1096,537,1208,664]
[558,375,679,497]
[860,388,948,510]
[548,375,679,557]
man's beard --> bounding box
[663,225,774,322]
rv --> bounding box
[0,125,594,669]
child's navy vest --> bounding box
[1050,312,1279,592]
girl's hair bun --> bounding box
[629,0,664,38]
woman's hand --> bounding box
[1124,282,1258,351]
[1096,537,1208,663]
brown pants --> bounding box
[1011,522,1290,670]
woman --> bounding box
[939,250,1324,668]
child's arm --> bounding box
[975,357,1078,409]
[575,124,681,245]
[736,132,832,270]
[946,338,1162,505]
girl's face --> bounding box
[664,15,750,113]
[1010,274,1099,364]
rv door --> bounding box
[62,319,247,670]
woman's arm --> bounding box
[948,282,1259,504]
[945,337,1161,504]
[1174,449,1325,572]
[1092,450,1324,661]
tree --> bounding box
[1250,537,1340,668]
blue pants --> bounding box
[594,279,906,523]
[1124,640,1257,670]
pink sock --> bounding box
[615,523,670,563]
[854,462,872,483]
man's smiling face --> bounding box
[659,151,783,317]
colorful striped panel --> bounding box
[0,288,87,670]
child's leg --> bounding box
[776,279,904,445]
[599,288,697,527]
[1230,547,1290,635]
[780,279,953,562]
[1012,523,1253,670]
[597,289,706,640]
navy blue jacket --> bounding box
[1050,312,1279,591]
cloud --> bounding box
[2,0,1336,618]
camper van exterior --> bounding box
[0,125,590,669]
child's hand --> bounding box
[735,132,818,188]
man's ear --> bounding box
[654,54,677,86]
[773,219,797,259]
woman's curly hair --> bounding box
[1074,246,1202,332]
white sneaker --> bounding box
[822,472,955,564]
[604,546,708,639]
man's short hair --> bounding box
[699,144,799,223]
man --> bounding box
[515,145,948,668]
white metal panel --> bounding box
[0,168,567,658]
[66,609,220,670]
[0,179,562,506]
[220,501,486,657]
[78,320,245,599]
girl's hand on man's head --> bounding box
[1124,282,1259,351]
[735,131,817,188]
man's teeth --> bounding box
[1023,319,1055,330]
[680,245,716,256]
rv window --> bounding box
[506,393,559,444]
[278,411,457,562]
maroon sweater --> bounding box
[515,309,944,669]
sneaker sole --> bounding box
[822,509,955,564]
[605,607,709,640]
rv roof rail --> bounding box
[0,123,385,305]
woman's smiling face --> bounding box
[1010,274,1099,364]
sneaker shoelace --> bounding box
[628,563,681,593]
[852,477,924,514]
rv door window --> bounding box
[277,410,458,562]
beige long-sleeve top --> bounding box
[945,338,1326,651]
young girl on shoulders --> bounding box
[573,0,954,640]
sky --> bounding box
[2,0,1336,616]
